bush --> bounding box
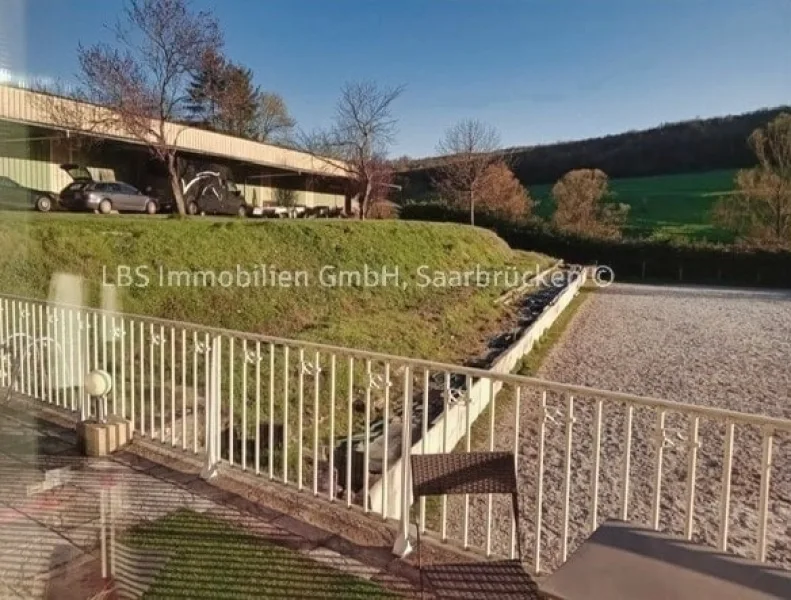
[400,202,791,287]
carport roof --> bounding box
[0,85,349,179]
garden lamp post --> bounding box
[84,369,113,423]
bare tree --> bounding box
[434,119,502,226]
[41,0,222,215]
[713,114,791,247]
[255,93,296,143]
[299,81,403,219]
[552,169,628,238]
[362,157,397,218]
[391,155,413,171]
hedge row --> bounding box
[399,203,791,288]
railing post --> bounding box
[393,365,413,558]
[718,420,735,552]
[99,485,108,579]
[684,415,700,540]
[201,334,221,480]
[79,384,88,422]
[533,391,548,574]
[560,395,575,564]
[756,427,774,562]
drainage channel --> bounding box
[336,265,583,498]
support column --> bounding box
[392,368,414,558]
[201,335,222,480]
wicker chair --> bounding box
[410,451,540,599]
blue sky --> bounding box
[11,0,791,156]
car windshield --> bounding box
[0,176,19,188]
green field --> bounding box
[530,169,738,243]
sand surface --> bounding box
[446,283,791,572]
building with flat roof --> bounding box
[0,85,350,209]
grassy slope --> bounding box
[530,169,737,242]
[0,213,553,362]
[124,509,396,599]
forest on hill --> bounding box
[399,106,790,194]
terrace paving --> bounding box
[0,398,432,599]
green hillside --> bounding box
[530,169,738,242]
[398,106,788,244]
[0,214,553,362]
[401,106,786,186]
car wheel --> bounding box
[98,199,112,215]
[237,205,247,218]
[187,202,199,216]
[145,200,157,215]
[35,196,52,213]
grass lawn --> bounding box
[530,170,737,243]
[0,214,557,480]
[123,509,398,599]
[0,213,554,362]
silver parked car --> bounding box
[58,164,162,214]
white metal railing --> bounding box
[1,292,790,574]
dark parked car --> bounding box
[0,175,57,212]
[58,164,163,214]
[183,172,254,217]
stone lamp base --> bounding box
[77,416,133,457]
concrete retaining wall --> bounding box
[369,268,588,520]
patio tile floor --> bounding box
[0,398,426,598]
